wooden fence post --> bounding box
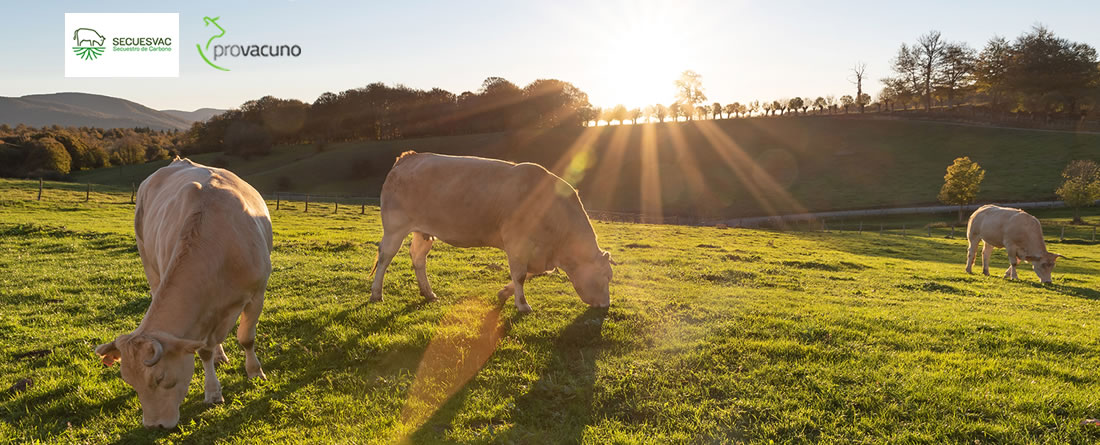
[950,225,955,238]
[361,200,365,215]
[334,201,339,214]
[86,183,91,202]
[276,193,280,211]
[858,221,863,234]
[1093,226,1096,242]
[305,195,310,213]
[1060,225,1065,241]
[37,178,43,201]
[130,183,135,204]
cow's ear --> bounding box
[95,334,129,367]
[603,250,617,266]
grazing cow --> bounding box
[965,204,1063,283]
[369,151,614,312]
[95,158,273,429]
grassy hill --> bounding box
[2,179,1100,443]
[73,117,1100,217]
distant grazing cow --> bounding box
[369,151,614,312]
[966,204,1063,283]
[95,158,273,429]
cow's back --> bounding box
[380,153,586,249]
[136,159,272,296]
[968,205,1043,249]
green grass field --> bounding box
[72,118,1100,218]
[3,179,1100,444]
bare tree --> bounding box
[850,62,868,113]
[937,43,976,108]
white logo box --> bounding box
[65,13,179,77]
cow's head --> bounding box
[569,250,615,308]
[95,332,204,429]
[1028,252,1063,284]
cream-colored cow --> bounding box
[369,151,614,312]
[96,158,273,429]
[966,204,1062,283]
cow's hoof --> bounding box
[369,295,383,303]
[421,292,438,302]
[205,393,224,405]
[213,350,230,367]
[515,303,532,313]
[982,271,990,276]
[248,368,267,380]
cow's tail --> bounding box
[368,249,379,278]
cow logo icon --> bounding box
[197,16,229,71]
[72,27,105,60]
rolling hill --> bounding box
[73,117,1100,218]
[160,108,227,124]
[0,92,193,130]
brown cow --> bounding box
[966,204,1063,283]
[95,158,272,428]
[369,151,614,312]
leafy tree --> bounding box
[915,31,948,111]
[938,156,986,223]
[628,107,642,125]
[111,135,145,165]
[26,137,71,176]
[723,103,737,118]
[813,97,826,113]
[839,95,855,113]
[1005,25,1099,114]
[937,43,976,108]
[655,104,668,122]
[643,105,656,123]
[668,103,684,121]
[858,93,872,109]
[974,36,1012,113]
[610,105,627,125]
[1055,160,1100,224]
[591,107,603,126]
[761,101,774,116]
[711,102,722,119]
[878,86,898,111]
[694,106,709,120]
[675,70,707,119]
[788,97,804,115]
[224,122,274,158]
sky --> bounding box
[3,0,1098,111]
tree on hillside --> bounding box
[839,95,854,113]
[675,70,707,119]
[643,105,656,123]
[937,43,976,108]
[851,62,868,113]
[1055,160,1100,224]
[655,104,668,122]
[628,107,642,125]
[694,105,709,120]
[915,31,948,111]
[858,93,872,110]
[723,103,737,118]
[762,101,774,116]
[974,36,1012,113]
[938,156,985,223]
[788,97,804,115]
[111,135,145,166]
[711,102,722,119]
[813,97,826,113]
[668,103,684,121]
[1005,26,1099,115]
[824,95,837,114]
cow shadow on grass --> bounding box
[409,307,609,444]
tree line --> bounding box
[0,125,186,179]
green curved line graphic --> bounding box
[203,16,225,50]
[197,44,230,71]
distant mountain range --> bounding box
[0,92,226,130]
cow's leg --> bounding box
[237,289,266,380]
[966,237,980,274]
[409,232,437,301]
[198,348,223,404]
[981,242,993,276]
[370,230,408,302]
[506,255,532,313]
[1004,246,1019,279]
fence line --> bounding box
[14,182,1100,243]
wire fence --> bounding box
[15,179,1100,243]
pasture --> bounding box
[2,178,1100,443]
